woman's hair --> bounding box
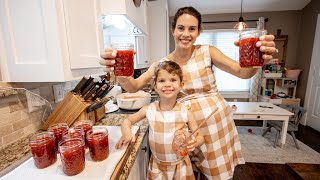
[171,6,202,31]
[154,61,183,83]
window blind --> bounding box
[195,29,251,91]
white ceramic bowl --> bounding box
[117,91,151,110]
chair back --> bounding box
[280,105,306,126]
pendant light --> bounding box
[234,0,248,31]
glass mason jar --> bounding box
[58,138,85,176]
[62,127,85,142]
[239,30,267,68]
[73,120,93,136]
[73,120,93,147]
[111,43,135,76]
[172,129,192,158]
[48,123,69,153]
[86,126,109,161]
[29,132,57,169]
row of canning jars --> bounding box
[29,120,109,176]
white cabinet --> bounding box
[148,0,169,64]
[0,0,104,82]
[128,133,149,179]
[135,36,150,69]
[100,0,148,35]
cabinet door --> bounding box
[62,0,103,69]
[148,0,169,64]
[128,134,149,179]
[135,36,150,69]
[0,0,65,82]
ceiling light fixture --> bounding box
[234,0,248,31]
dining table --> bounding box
[228,102,294,148]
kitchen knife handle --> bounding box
[72,76,90,93]
[84,85,99,101]
[91,84,109,101]
[81,80,96,96]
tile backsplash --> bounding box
[0,81,78,148]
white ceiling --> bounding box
[168,0,312,16]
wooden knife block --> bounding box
[42,93,105,130]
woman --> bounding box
[100,6,277,179]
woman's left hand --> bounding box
[235,34,277,64]
[256,34,277,63]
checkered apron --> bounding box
[162,45,245,179]
[146,102,195,180]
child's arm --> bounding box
[186,111,204,151]
[115,106,147,149]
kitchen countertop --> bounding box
[0,88,17,97]
[0,112,149,179]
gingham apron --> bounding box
[162,44,245,180]
[146,101,195,180]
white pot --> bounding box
[117,91,151,110]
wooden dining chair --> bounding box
[262,105,306,149]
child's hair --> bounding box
[154,61,183,83]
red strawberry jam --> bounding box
[58,138,85,176]
[86,127,109,161]
[29,132,57,169]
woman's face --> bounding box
[173,14,200,50]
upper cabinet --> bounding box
[147,0,169,63]
[0,0,104,82]
[100,0,148,35]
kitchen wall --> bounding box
[296,0,320,105]
[0,82,74,148]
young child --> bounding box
[115,61,204,179]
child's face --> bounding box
[154,69,183,99]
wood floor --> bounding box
[233,120,320,179]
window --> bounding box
[195,29,251,91]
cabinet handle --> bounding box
[144,61,148,63]
[257,116,260,119]
[142,146,147,152]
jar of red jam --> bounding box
[62,127,85,142]
[239,30,267,68]
[48,123,69,152]
[58,138,85,176]
[29,132,57,169]
[73,120,93,136]
[172,129,192,158]
[86,127,109,161]
[112,43,134,76]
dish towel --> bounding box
[1,126,139,180]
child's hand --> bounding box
[186,131,199,152]
[115,133,135,149]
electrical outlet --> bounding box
[53,84,64,103]
[26,88,44,113]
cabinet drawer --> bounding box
[242,115,276,120]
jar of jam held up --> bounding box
[86,127,109,161]
[29,132,57,169]
[62,127,85,142]
[48,123,69,153]
[58,138,85,176]
[239,30,267,68]
[111,43,134,76]
[172,129,192,158]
